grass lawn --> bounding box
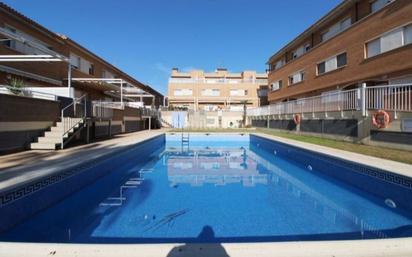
[169,128,412,165]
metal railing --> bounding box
[169,78,268,84]
[91,101,124,119]
[247,84,412,117]
[366,84,412,114]
[0,86,59,101]
[61,94,87,149]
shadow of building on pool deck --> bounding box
[166,225,230,257]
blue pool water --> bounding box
[0,134,412,243]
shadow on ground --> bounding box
[166,226,230,257]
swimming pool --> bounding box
[0,133,411,243]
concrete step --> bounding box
[38,136,62,144]
[44,131,68,139]
[55,118,83,126]
[51,125,81,132]
[30,142,58,150]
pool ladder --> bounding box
[181,132,189,151]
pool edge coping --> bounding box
[251,132,412,179]
[0,132,166,194]
[0,237,411,257]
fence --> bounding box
[0,86,59,101]
[247,84,412,117]
[91,101,160,119]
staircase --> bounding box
[30,94,88,150]
[30,118,85,150]
[159,117,173,128]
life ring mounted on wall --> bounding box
[372,110,390,129]
[293,114,301,125]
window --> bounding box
[230,105,243,111]
[291,43,310,60]
[201,89,220,96]
[102,70,115,78]
[271,80,282,91]
[405,24,412,45]
[204,105,218,111]
[366,24,412,58]
[174,89,192,96]
[321,17,352,42]
[69,53,80,69]
[289,71,304,85]
[80,59,94,75]
[3,25,49,55]
[381,28,403,52]
[206,118,216,124]
[371,0,394,13]
[337,53,347,67]
[366,38,381,57]
[2,27,16,48]
[230,89,246,96]
[89,64,95,75]
[317,53,347,75]
[274,59,285,70]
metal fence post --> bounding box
[361,83,367,117]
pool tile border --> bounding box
[0,134,164,208]
[251,134,412,190]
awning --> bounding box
[0,65,62,86]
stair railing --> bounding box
[61,94,87,149]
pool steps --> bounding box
[100,177,144,206]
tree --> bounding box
[240,100,248,128]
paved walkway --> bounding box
[0,129,167,192]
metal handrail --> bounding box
[247,83,412,117]
[61,94,87,149]
[0,86,59,101]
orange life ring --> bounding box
[293,114,301,125]
[372,110,390,129]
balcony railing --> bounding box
[92,101,159,119]
[247,84,412,117]
[169,78,268,85]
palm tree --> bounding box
[240,100,248,128]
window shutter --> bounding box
[340,18,351,30]
[367,38,381,58]
[325,57,337,72]
[380,28,403,53]
[405,24,412,45]
[293,72,301,83]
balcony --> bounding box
[169,78,267,85]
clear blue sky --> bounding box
[3,0,341,95]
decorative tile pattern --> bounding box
[0,135,164,208]
[251,135,412,190]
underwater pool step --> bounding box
[139,168,154,173]
[125,181,141,186]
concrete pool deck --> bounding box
[0,131,412,256]
[1,238,412,257]
[0,129,167,193]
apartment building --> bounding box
[0,3,164,107]
[168,68,268,111]
[267,0,412,103]
[0,3,164,153]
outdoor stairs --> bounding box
[160,117,173,128]
[30,118,85,150]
